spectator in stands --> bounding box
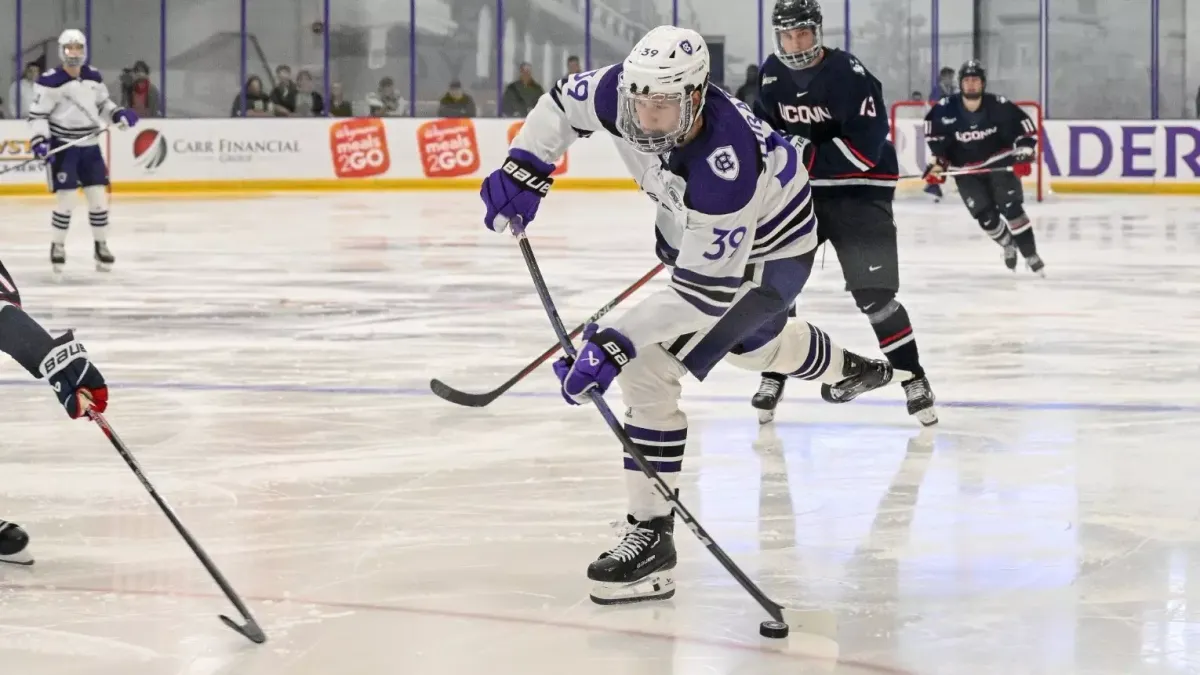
[735,64,759,106]
[8,61,40,118]
[437,79,476,118]
[292,69,324,116]
[270,64,299,116]
[566,55,581,76]
[502,62,544,117]
[120,60,160,118]
[930,66,956,101]
[329,82,353,116]
[910,90,923,101]
[366,76,406,116]
[231,75,273,117]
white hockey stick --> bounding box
[0,126,110,178]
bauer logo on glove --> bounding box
[552,324,636,405]
[502,159,553,195]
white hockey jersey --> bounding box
[28,66,117,147]
[511,64,817,348]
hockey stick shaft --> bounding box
[87,411,267,644]
[898,165,1017,180]
[0,127,110,178]
[430,262,665,407]
[508,224,788,624]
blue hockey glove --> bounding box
[552,324,636,405]
[480,149,555,233]
[30,136,49,159]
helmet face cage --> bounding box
[958,61,986,98]
[616,75,705,155]
[773,22,823,70]
[59,33,87,68]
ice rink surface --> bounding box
[1,191,1199,674]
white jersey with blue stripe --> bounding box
[28,66,116,147]
[510,63,817,348]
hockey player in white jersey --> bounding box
[480,26,900,605]
[30,29,139,273]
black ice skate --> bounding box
[94,241,114,272]
[588,514,676,605]
[820,351,895,404]
[50,243,65,274]
[1003,242,1019,271]
[0,520,33,566]
[751,372,787,424]
[902,376,938,427]
[1026,254,1045,278]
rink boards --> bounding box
[0,117,1196,195]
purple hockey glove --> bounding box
[30,136,49,159]
[552,324,636,405]
[112,107,139,129]
[480,149,555,233]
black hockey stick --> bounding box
[508,222,830,634]
[430,262,665,407]
[87,411,267,644]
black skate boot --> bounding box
[1003,242,1019,271]
[588,514,676,605]
[0,520,33,566]
[902,377,938,426]
[94,241,114,272]
[821,351,895,404]
[751,372,786,424]
[1026,254,1045,278]
[50,243,65,274]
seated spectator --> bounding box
[270,64,298,116]
[566,55,581,76]
[437,80,476,118]
[502,62,544,117]
[365,77,405,116]
[292,70,324,116]
[120,60,160,118]
[910,90,923,101]
[735,64,759,106]
[8,62,39,118]
[329,82,353,116]
[231,75,273,117]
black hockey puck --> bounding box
[759,620,789,639]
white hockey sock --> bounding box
[89,210,108,243]
[726,321,847,385]
[51,211,70,245]
[623,421,685,521]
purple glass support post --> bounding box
[85,0,92,48]
[1151,0,1159,119]
[159,0,167,116]
[844,0,851,52]
[14,0,21,118]
[584,0,592,69]
[672,0,678,26]
[239,0,248,116]
[496,0,504,117]
[323,0,331,116]
[930,0,939,98]
[757,0,763,66]
[409,0,417,117]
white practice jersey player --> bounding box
[480,25,899,606]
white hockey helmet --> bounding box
[58,29,87,68]
[616,26,710,154]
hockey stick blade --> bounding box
[221,614,267,644]
[430,262,665,407]
[508,222,821,632]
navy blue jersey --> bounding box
[754,48,898,201]
[924,93,1037,169]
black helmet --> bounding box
[772,0,823,70]
[958,59,986,99]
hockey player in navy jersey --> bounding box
[923,61,1045,276]
[478,25,903,605]
[752,0,936,427]
[30,29,139,273]
[0,259,109,566]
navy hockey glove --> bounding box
[785,134,815,171]
[39,331,108,418]
[481,149,555,233]
[1012,145,1036,163]
[552,324,635,405]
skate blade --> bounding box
[51,263,64,276]
[913,406,939,427]
[589,571,675,605]
[757,408,776,425]
[0,550,34,566]
[95,261,113,272]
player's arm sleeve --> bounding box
[27,83,54,139]
[605,149,760,347]
[509,65,616,166]
[922,104,950,162]
[752,71,784,131]
[809,69,889,176]
[96,83,120,119]
[1001,98,1038,150]
[0,271,54,379]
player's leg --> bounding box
[0,520,32,565]
[992,171,1044,276]
[826,198,937,426]
[955,174,1017,270]
[78,145,114,271]
[588,345,687,605]
[46,150,80,273]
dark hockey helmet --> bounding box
[772,0,823,70]
[958,59,987,99]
